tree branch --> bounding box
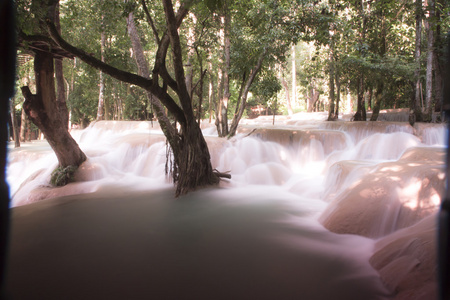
[140,0,160,45]
[46,19,151,88]
[46,19,186,124]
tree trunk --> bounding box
[9,99,20,148]
[97,27,106,121]
[21,50,86,168]
[208,60,215,123]
[54,3,69,128]
[353,0,367,122]
[161,0,220,195]
[20,108,27,142]
[229,50,266,137]
[370,83,383,121]
[433,4,442,114]
[281,76,292,115]
[327,40,336,121]
[353,75,366,121]
[291,45,296,114]
[412,0,423,123]
[126,11,177,141]
[424,0,435,120]
[218,12,231,137]
[335,69,340,118]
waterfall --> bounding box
[6,118,446,300]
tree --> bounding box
[44,0,229,195]
[17,0,86,184]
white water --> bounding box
[6,114,447,299]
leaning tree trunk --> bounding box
[228,49,266,137]
[21,50,86,169]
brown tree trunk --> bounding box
[20,108,27,142]
[412,0,423,123]
[335,69,340,118]
[97,28,106,121]
[162,0,220,195]
[291,45,296,114]
[424,0,435,120]
[21,50,86,168]
[229,50,266,137]
[54,3,69,128]
[370,83,383,121]
[327,42,336,121]
[353,76,366,121]
[9,99,20,148]
[281,77,292,115]
[216,12,230,137]
[433,4,442,114]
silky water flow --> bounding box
[5,113,447,300]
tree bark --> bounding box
[335,68,340,118]
[353,75,366,121]
[162,0,219,195]
[126,11,176,141]
[229,49,266,137]
[9,99,20,148]
[281,76,291,115]
[370,83,383,121]
[412,0,423,123]
[21,50,86,168]
[54,3,69,128]
[97,28,106,121]
[327,37,336,121]
[352,0,367,121]
[291,45,296,114]
[424,0,435,120]
[217,12,231,137]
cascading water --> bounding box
[5,113,446,300]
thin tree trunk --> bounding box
[353,0,367,121]
[126,11,176,140]
[208,60,215,123]
[424,0,435,120]
[9,99,20,148]
[327,37,336,121]
[335,69,340,118]
[281,77,291,114]
[97,24,106,121]
[229,49,266,137]
[291,45,296,113]
[220,12,231,137]
[20,108,27,142]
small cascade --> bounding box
[6,118,447,299]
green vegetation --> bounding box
[11,0,450,192]
[50,165,78,187]
[14,0,450,128]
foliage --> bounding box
[50,165,78,186]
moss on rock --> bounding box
[50,165,78,187]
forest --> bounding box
[11,0,450,194]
